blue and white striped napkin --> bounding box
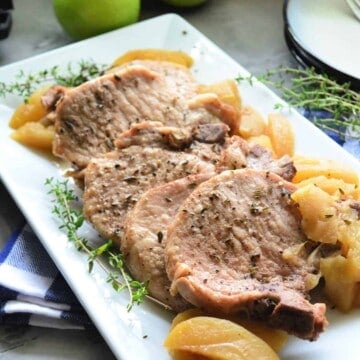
[0,223,93,329]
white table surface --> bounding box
[0,0,296,359]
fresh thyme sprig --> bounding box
[236,67,360,140]
[45,177,148,311]
[0,60,106,102]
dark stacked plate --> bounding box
[283,0,360,90]
[0,0,13,40]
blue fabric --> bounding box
[300,109,360,157]
[0,224,93,329]
[0,223,22,263]
[45,273,81,306]
[4,226,58,277]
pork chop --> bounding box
[83,122,227,248]
[165,168,327,340]
[52,60,239,169]
[122,173,212,312]
[217,135,296,181]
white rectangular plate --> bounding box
[1,13,360,360]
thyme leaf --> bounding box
[0,60,106,102]
[45,177,148,311]
[236,67,360,140]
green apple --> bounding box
[160,0,208,7]
[52,0,141,40]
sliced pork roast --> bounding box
[83,122,228,248]
[122,173,212,311]
[51,60,239,169]
[165,168,327,340]
[84,122,299,310]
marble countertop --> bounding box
[0,0,295,359]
